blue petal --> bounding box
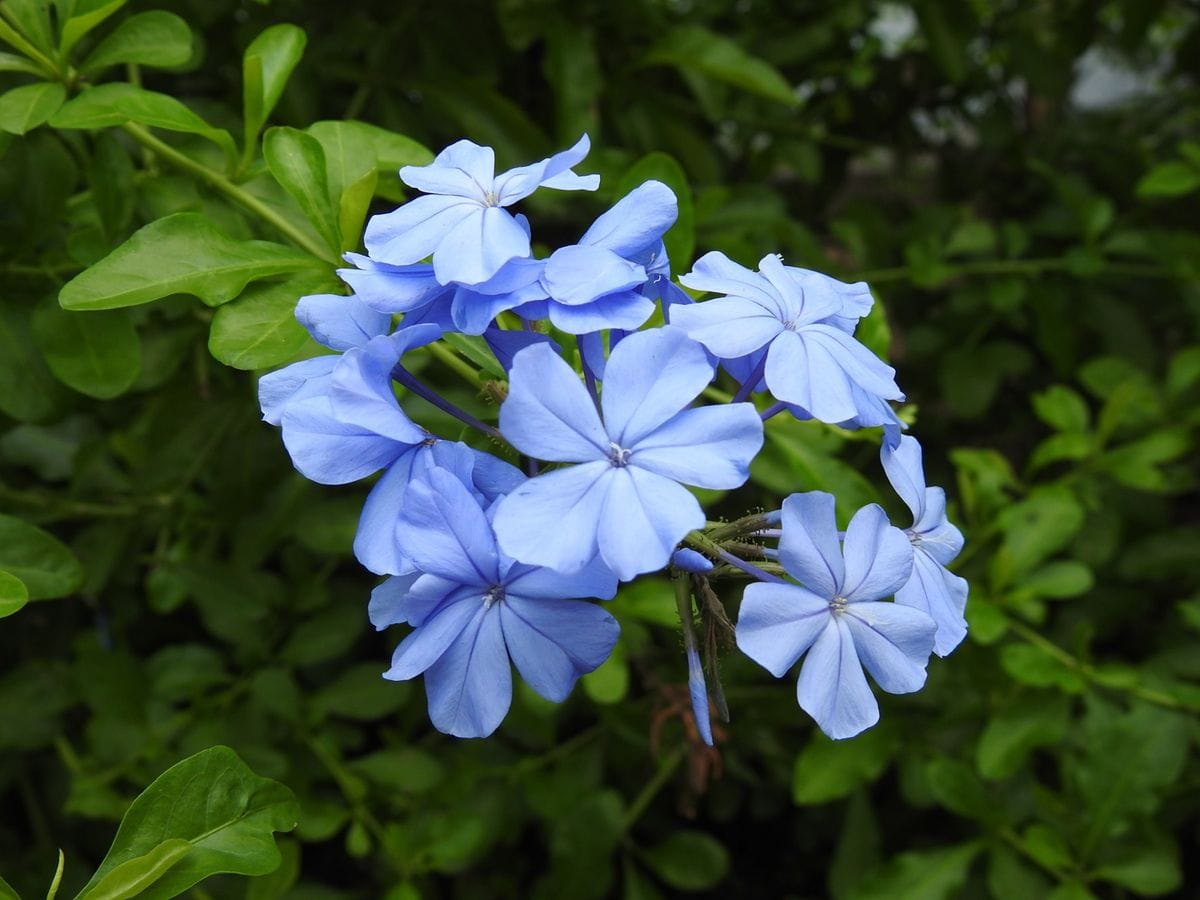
[600,326,715,447]
[467,447,527,501]
[546,291,656,334]
[383,593,480,680]
[669,296,783,359]
[382,574,477,628]
[338,255,449,315]
[492,134,598,205]
[797,618,879,740]
[500,595,619,701]
[764,328,902,424]
[777,492,844,598]
[757,254,842,326]
[258,355,336,425]
[330,331,435,444]
[686,643,714,747]
[354,447,424,575]
[631,403,763,489]
[840,504,913,602]
[397,467,500,585]
[400,140,495,198]
[295,293,390,351]
[897,552,968,657]
[843,601,935,693]
[881,435,927,524]
[367,571,422,630]
[492,462,612,574]
[363,194,477,266]
[433,206,532,286]
[424,605,512,737]
[680,251,787,316]
[483,327,560,373]
[504,554,618,601]
[543,245,646,306]
[913,487,964,565]
[597,467,704,581]
[280,396,405,484]
[671,548,713,574]
[736,582,830,677]
[579,180,678,257]
[500,343,609,462]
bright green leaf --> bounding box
[243,24,306,146]
[306,120,377,250]
[81,11,192,72]
[0,82,65,134]
[0,872,18,899]
[998,644,1087,693]
[75,746,298,899]
[60,213,323,310]
[1,0,54,54]
[1020,561,1093,599]
[0,49,44,73]
[78,838,192,900]
[59,0,126,56]
[581,639,628,704]
[0,514,82,600]
[263,126,340,253]
[640,831,729,891]
[51,83,235,161]
[793,726,897,805]
[208,273,334,369]
[0,570,28,618]
[31,304,141,399]
[644,25,796,105]
[1032,385,1090,433]
[616,151,694,271]
[1136,161,1200,198]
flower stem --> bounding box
[620,746,685,833]
[731,354,767,404]
[684,531,787,584]
[120,123,338,264]
[391,364,504,442]
[427,341,484,385]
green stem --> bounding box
[120,123,337,264]
[621,747,685,833]
[427,341,484,385]
[1007,618,1200,713]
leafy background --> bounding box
[2,0,1199,897]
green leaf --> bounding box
[1020,561,1093,599]
[1032,385,1090,432]
[994,486,1085,579]
[923,756,995,823]
[616,151,694,271]
[76,746,298,899]
[441,332,506,379]
[1,0,54,54]
[0,570,29,618]
[976,691,1071,778]
[78,838,192,900]
[263,127,340,253]
[59,0,126,56]
[0,302,63,422]
[0,514,82,600]
[1093,831,1182,895]
[51,84,235,162]
[849,841,982,900]
[0,872,18,899]
[639,831,729,891]
[0,48,44,73]
[998,644,1086,693]
[60,213,322,310]
[349,747,444,794]
[80,10,192,72]
[1135,161,1200,198]
[306,120,376,251]
[644,25,795,105]
[793,726,897,805]
[31,305,141,399]
[581,638,628,704]
[0,82,65,134]
[242,24,306,146]
[208,273,333,369]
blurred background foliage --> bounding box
[1,0,1199,897]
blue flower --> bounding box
[363,136,599,286]
[493,326,764,581]
[672,252,903,424]
[369,466,619,738]
[735,492,935,739]
[881,436,968,656]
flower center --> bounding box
[608,442,632,467]
[483,585,506,608]
[482,190,500,207]
[829,595,848,614]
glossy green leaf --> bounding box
[77,838,192,900]
[1136,161,1200,198]
[644,25,795,105]
[0,570,28,618]
[640,831,729,891]
[59,0,126,56]
[207,273,332,369]
[59,213,323,310]
[80,11,192,72]
[0,82,64,134]
[76,746,299,899]
[306,120,380,250]
[263,126,340,253]
[50,83,235,161]
[31,305,141,399]
[616,151,693,271]
[793,726,897,805]
[0,513,82,600]
[1,0,54,54]
[243,24,306,146]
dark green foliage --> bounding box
[1,0,1198,897]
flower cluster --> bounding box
[260,135,968,741]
